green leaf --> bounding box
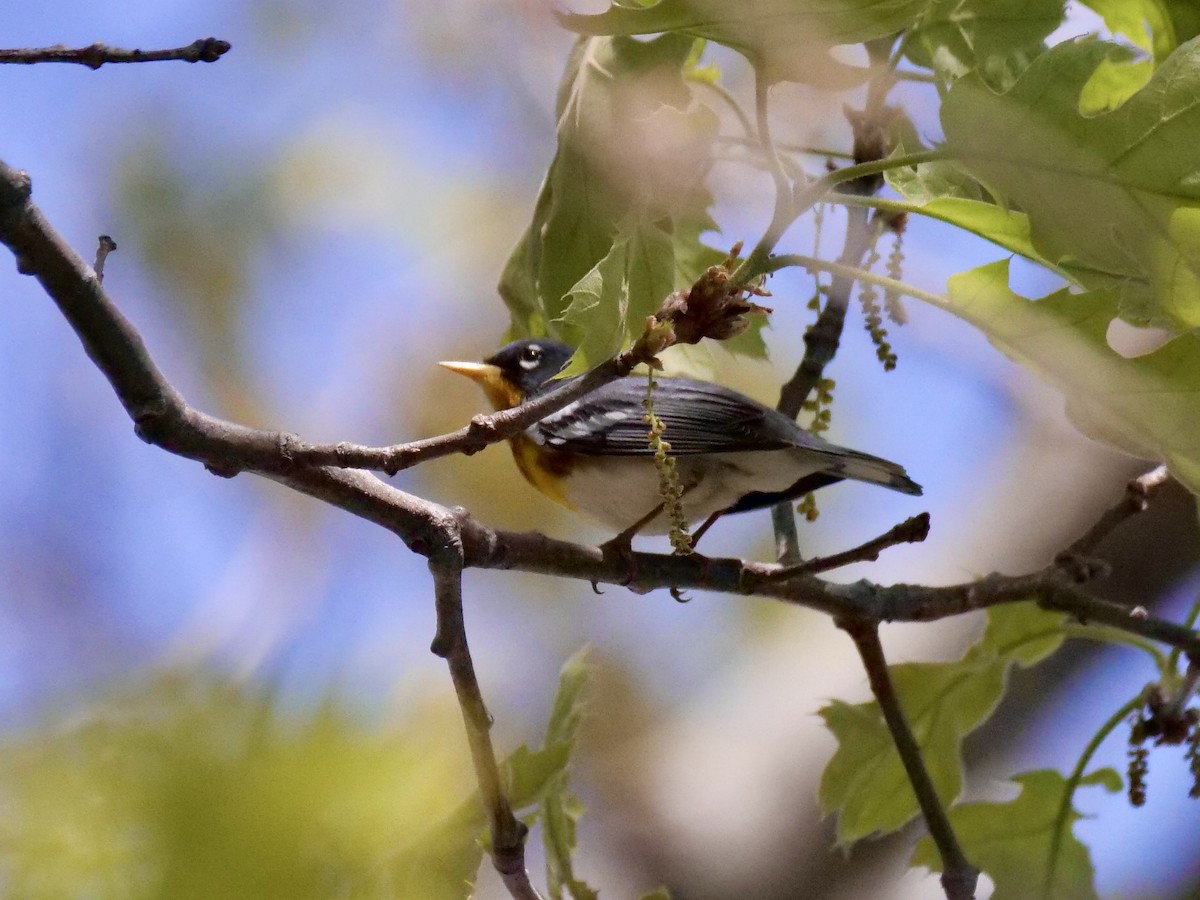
[980,599,1067,666]
[504,648,592,811]
[929,260,1200,496]
[499,34,721,361]
[0,673,489,900]
[556,236,637,376]
[1079,766,1124,793]
[504,741,575,812]
[883,130,1068,270]
[638,890,673,900]
[1078,0,1178,60]
[514,649,597,900]
[558,0,932,86]
[911,769,1120,900]
[1078,52,1154,114]
[886,156,990,205]
[942,36,1200,331]
[1165,0,1200,44]
[904,0,1065,87]
[544,788,597,900]
[819,605,1066,843]
[545,647,591,749]
[1074,2,1178,112]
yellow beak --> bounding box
[438,360,521,410]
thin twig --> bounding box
[429,539,543,900]
[282,353,646,475]
[839,619,979,900]
[769,175,873,565]
[93,235,116,285]
[276,267,765,474]
[769,513,930,579]
[0,38,231,68]
[1167,595,1200,677]
[1061,465,1170,559]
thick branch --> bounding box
[429,540,542,900]
[840,619,979,900]
[1,157,1196,663]
[0,38,231,68]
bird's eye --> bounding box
[519,344,543,370]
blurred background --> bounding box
[2,2,1199,897]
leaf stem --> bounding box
[1042,695,1143,900]
[713,134,855,161]
[694,79,757,141]
[895,69,938,84]
[1061,624,1168,670]
[767,252,947,308]
[744,69,794,275]
[1167,594,1200,674]
[736,148,952,282]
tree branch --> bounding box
[768,513,930,579]
[277,354,646,475]
[428,536,542,900]
[1060,464,1169,559]
[0,38,231,68]
[0,154,1192,657]
[840,619,979,900]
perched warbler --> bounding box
[440,339,921,539]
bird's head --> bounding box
[438,339,574,410]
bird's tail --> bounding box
[833,449,923,496]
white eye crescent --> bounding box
[519,344,543,370]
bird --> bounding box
[439,339,921,543]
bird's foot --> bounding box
[668,547,713,603]
[598,530,639,587]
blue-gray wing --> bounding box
[534,377,825,455]
[534,376,924,497]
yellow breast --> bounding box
[509,435,577,509]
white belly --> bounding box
[560,451,823,534]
